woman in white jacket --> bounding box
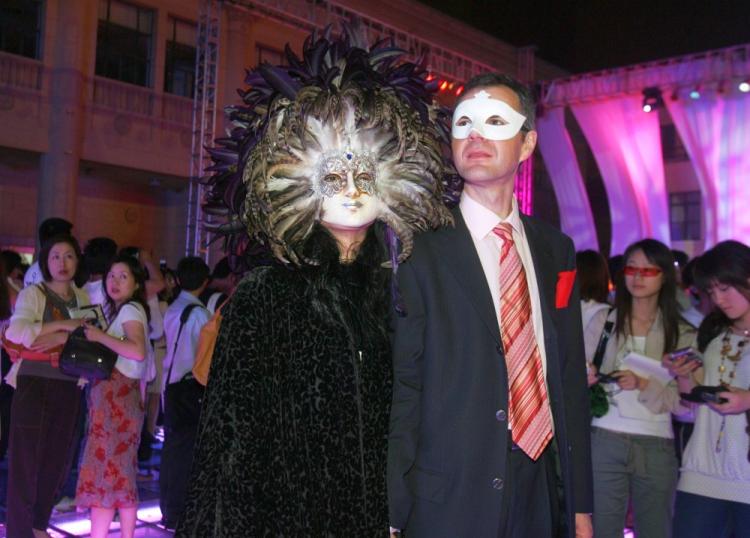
[5,234,89,538]
[668,240,750,537]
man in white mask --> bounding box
[388,73,594,538]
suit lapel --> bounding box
[435,207,501,345]
[521,215,558,345]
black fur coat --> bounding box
[176,230,392,537]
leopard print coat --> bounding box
[177,263,392,537]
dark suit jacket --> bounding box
[388,206,593,537]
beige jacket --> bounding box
[594,308,697,416]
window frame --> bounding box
[669,190,702,242]
[164,16,197,98]
[95,0,155,87]
[0,0,44,60]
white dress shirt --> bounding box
[23,261,43,288]
[459,192,549,378]
[163,290,210,386]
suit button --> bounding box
[495,409,507,422]
[495,344,502,354]
[491,477,504,490]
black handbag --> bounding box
[59,326,117,380]
[590,310,615,418]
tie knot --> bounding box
[492,223,514,243]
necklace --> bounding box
[718,329,749,386]
[715,328,750,453]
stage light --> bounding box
[641,86,662,112]
[439,80,449,91]
[739,81,750,93]
[689,87,701,99]
[426,73,435,82]
[455,85,464,97]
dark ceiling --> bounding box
[421,0,750,74]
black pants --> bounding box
[6,375,81,537]
[160,377,204,524]
[498,440,561,538]
[0,349,13,460]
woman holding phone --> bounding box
[667,240,750,537]
[589,238,696,538]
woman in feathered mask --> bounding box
[175,25,452,537]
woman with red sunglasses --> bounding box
[588,238,696,538]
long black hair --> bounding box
[299,223,390,347]
[102,254,151,325]
[693,240,750,352]
[615,238,680,354]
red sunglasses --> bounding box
[623,265,663,277]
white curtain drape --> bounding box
[666,91,750,245]
[536,107,598,251]
[572,96,670,255]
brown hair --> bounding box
[576,249,610,304]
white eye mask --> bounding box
[451,90,527,140]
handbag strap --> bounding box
[165,303,201,386]
[593,308,615,370]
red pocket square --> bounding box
[556,270,577,309]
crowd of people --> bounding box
[579,239,750,538]
[1,25,749,538]
[0,217,240,537]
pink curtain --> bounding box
[536,108,598,250]
[667,91,750,245]
[572,96,670,255]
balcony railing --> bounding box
[90,76,193,126]
[0,51,43,91]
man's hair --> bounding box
[176,256,210,292]
[38,217,73,243]
[211,257,232,280]
[460,73,536,132]
[83,237,118,276]
[39,234,82,282]
[0,250,23,274]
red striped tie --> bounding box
[493,223,552,460]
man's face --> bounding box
[451,85,537,188]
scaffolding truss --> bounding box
[186,0,221,258]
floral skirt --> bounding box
[76,369,144,509]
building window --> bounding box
[669,191,701,241]
[0,0,43,59]
[95,0,154,86]
[256,44,285,66]
[164,17,196,98]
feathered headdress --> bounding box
[203,23,454,267]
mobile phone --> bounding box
[597,371,620,384]
[669,347,702,364]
